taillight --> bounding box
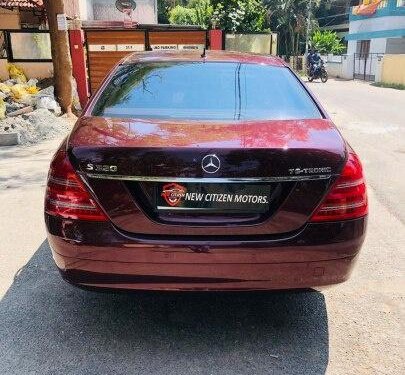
[45,147,108,221]
[310,151,367,222]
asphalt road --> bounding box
[0,79,404,375]
[0,243,328,375]
[308,79,405,374]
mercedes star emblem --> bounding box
[201,154,221,174]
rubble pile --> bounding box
[0,109,74,145]
[0,64,76,146]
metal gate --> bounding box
[353,52,383,81]
[84,25,208,93]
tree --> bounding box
[211,0,268,33]
[168,0,213,28]
[167,0,268,31]
[264,0,321,57]
[311,30,345,54]
[169,5,197,25]
[43,0,73,114]
[158,0,176,23]
[316,0,357,29]
[191,0,214,29]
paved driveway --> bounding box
[0,79,404,375]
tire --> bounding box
[321,70,328,83]
[308,75,314,82]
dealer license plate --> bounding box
[156,182,271,213]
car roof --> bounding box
[122,50,287,67]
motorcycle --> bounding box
[307,60,328,83]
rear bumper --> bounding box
[55,254,358,291]
[46,215,366,291]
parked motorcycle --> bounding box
[307,60,328,83]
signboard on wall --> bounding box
[150,44,178,51]
[116,44,145,51]
[56,14,68,31]
[88,44,117,52]
[89,43,204,52]
[88,44,144,52]
[151,44,205,51]
[178,44,204,51]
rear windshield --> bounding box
[92,62,322,121]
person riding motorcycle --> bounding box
[307,48,322,76]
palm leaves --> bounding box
[264,0,321,56]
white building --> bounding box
[347,0,405,55]
[327,0,405,81]
[78,0,158,24]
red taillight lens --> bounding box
[310,151,368,222]
[45,148,108,221]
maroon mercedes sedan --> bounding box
[45,51,367,291]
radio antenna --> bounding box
[201,47,207,58]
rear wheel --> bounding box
[308,75,314,82]
[321,70,328,83]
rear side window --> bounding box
[92,62,322,121]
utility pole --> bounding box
[305,0,313,56]
[43,0,73,115]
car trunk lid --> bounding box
[67,116,346,237]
